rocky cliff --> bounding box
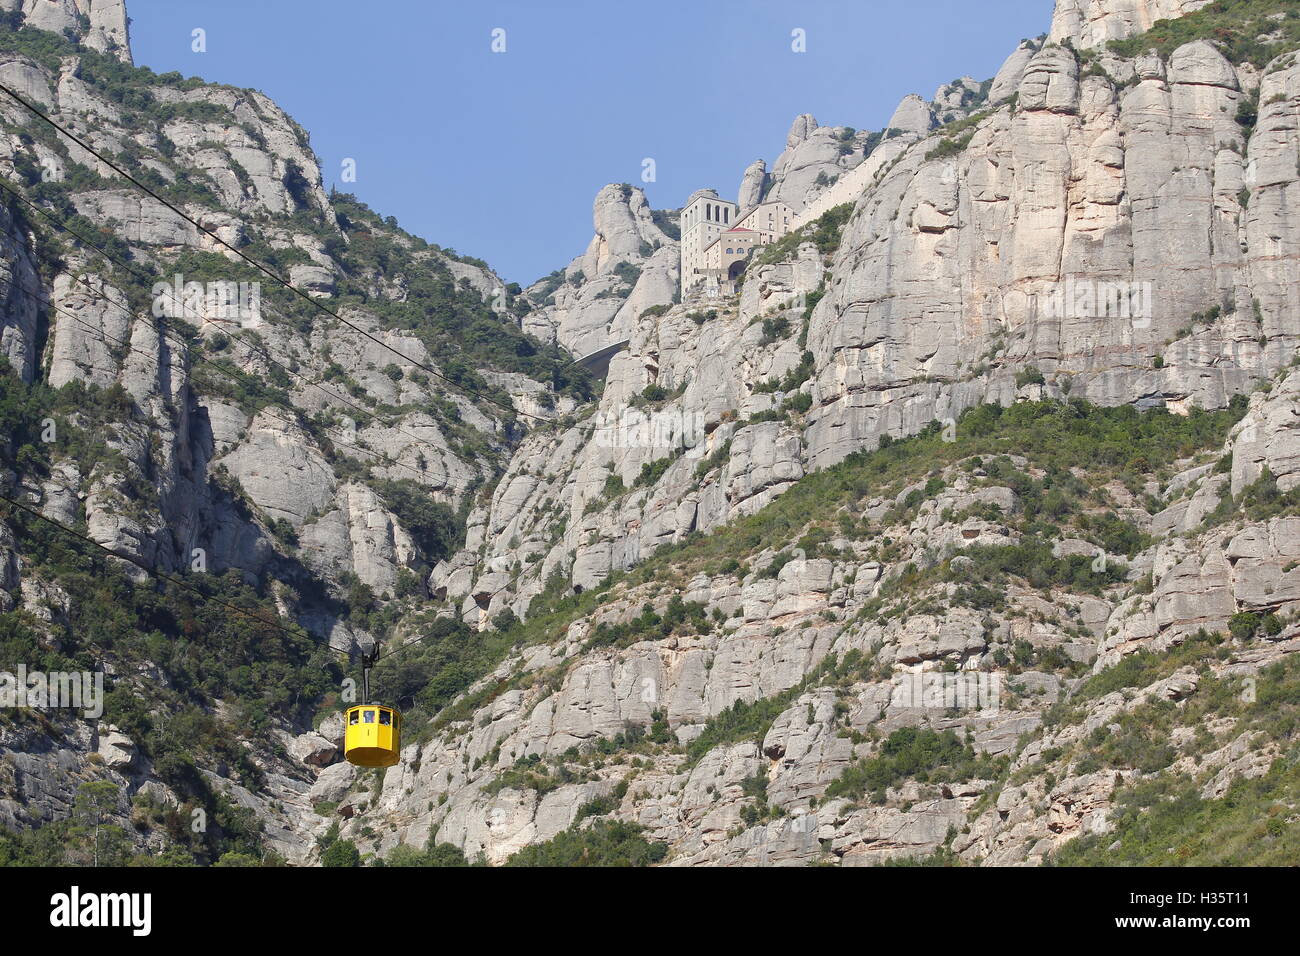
[442,4,1295,633]
[369,370,1300,865]
[0,11,583,863]
[1050,0,1213,49]
[373,0,1300,866]
[1,0,1298,867]
[2,0,130,62]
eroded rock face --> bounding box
[71,190,201,247]
[442,25,1298,624]
[0,2,539,863]
[0,198,43,383]
[524,184,677,360]
[802,36,1286,470]
[1230,375,1300,497]
[358,394,1300,866]
[765,114,880,213]
[2,0,1296,868]
[737,159,768,215]
[299,483,419,597]
[888,94,936,135]
[1049,0,1212,50]
[990,40,1041,104]
[331,0,1300,866]
[438,233,830,624]
[48,272,132,389]
[382,451,1296,867]
[218,412,336,528]
[10,0,132,62]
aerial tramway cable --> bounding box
[0,80,547,760]
[0,80,555,424]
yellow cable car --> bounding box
[343,644,402,768]
[344,703,402,767]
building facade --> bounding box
[680,192,795,298]
[735,200,793,239]
[702,227,758,286]
[680,193,738,298]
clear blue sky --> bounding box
[125,0,1054,285]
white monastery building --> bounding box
[679,189,793,298]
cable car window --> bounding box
[349,711,359,725]
[363,710,376,723]
[379,710,392,725]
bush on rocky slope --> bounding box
[824,727,1006,805]
[389,397,1249,755]
[1051,652,1300,865]
[630,398,1247,584]
[1106,0,1300,65]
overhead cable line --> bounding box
[0,80,553,424]
[0,175,465,485]
[0,257,448,486]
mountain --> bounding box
[1,0,1298,867]
[1,0,131,62]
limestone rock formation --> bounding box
[523,183,677,359]
[2,0,1297,869]
[5,0,131,62]
[1050,0,1212,50]
[0,197,42,382]
[888,93,936,135]
[737,158,768,214]
[765,114,879,212]
[0,0,559,864]
[990,39,1042,103]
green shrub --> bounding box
[1106,0,1300,67]
[603,473,626,498]
[926,130,976,161]
[504,820,667,867]
[1015,366,1046,388]
[634,455,675,488]
[373,479,462,563]
[760,316,791,345]
[825,727,1005,804]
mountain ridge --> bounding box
[1,0,1298,867]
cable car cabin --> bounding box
[344,705,402,768]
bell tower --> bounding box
[680,191,738,297]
